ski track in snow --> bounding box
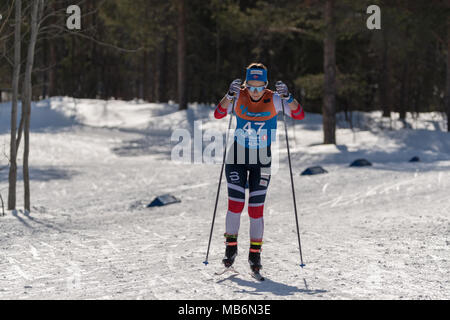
[0,100,449,300]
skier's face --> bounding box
[246,80,267,101]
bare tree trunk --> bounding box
[446,22,450,132]
[399,62,408,127]
[47,1,58,97]
[48,38,57,96]
[22,0,43,212]
[152,51,158,102]
[0,193,5,216]
[323,0,336,144]
[8,0,22,211]
[177,0,187,110]
[15,113,24,153]
[143,49,150,101]
[71,35,76,97]
[380,28,392,118]
[159,35,168,102]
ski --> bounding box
[250,271,265,281]
[215,266,239,276]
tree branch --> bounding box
[51,25,145,53]
[266,26,319,40]
[0,0,15,35]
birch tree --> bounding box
[8,0,22,210]
[446,21,450,132]
[21,0,44,212]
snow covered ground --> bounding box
[0,97,449,299]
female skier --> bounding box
[214,62,305,275]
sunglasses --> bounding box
[246,84,267,93]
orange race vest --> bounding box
[233,89,278,149]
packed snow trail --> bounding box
[0,98,448,299]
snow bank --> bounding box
[0,97,448,163]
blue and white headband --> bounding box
[246,68,268,83]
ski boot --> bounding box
[222,234,238,268]
[248,242,263,273]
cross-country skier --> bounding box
[214,62,305,275]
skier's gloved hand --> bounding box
[226,79,242,100]
[276,81,291,100]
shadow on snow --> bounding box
[0,166,79,182]
[217,274,327,297]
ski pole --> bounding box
[203,95,236,266]
[279,85,306,268]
